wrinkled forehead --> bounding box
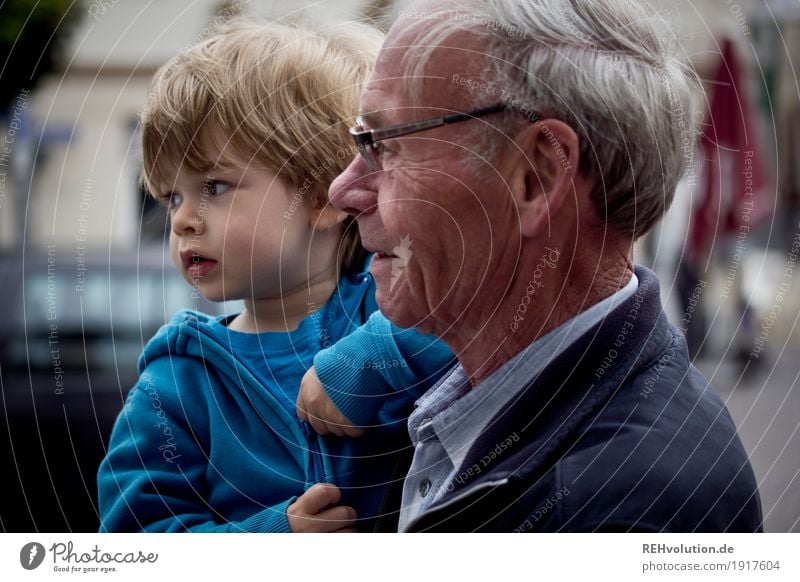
[362,5,492,121]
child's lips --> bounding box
[186,258,218,278]
[181,252,218,278]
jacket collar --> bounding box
[411,266,672,528]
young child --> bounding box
[97,21,454,533]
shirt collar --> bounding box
[418,273,639,469]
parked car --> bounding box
[0,246,229,531]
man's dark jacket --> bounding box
[403,267,762,532]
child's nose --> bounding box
[170,197,204,236]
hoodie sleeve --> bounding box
[97,368,294,533]
[313,310,456,426]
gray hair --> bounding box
[402,0,701,239]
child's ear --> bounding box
[310,204,348,232]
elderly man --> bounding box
[301,0,762,532]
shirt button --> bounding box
[419,479,432,498]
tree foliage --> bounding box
[0,0,83,112]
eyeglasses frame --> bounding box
[349,102,542,171]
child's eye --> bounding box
[202,179,230,197]
[158,192,182,210]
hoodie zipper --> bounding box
[187,270,372,488]
[301,421,325,484]
[225,355,328,484]
[300,270,372,486]
[187,322,325,484]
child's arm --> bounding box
[98,370,354,533]
[297,311,456,434]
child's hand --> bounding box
[296,367,366,437]
[287,484,357,533]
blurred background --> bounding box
[0,0,798,532]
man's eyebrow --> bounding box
[358,111,388,128]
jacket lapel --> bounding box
[409,267,673,531]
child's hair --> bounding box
[140,19,384,273]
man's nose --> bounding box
[329,157,378,218]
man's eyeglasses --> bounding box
[349,102,542,172]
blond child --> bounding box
[97,21,453,532]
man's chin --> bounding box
[376,288,432,333]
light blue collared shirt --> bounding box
[398,273,639,531]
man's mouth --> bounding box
[364,243,397,259]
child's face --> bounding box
[162,153,319,303]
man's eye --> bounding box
[202,179,230,197]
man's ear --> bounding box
[310,203,348,232]
[509,119,579,238]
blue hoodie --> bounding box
[98,266,455,532]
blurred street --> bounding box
[685,244,800,532]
